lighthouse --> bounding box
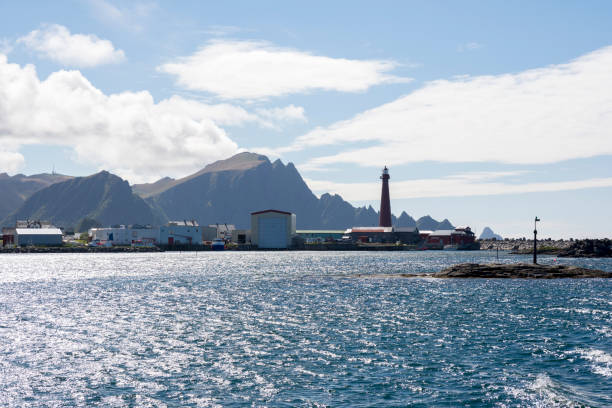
[379,166,392,227]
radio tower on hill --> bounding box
[379,166,392,227]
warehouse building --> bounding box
[90,225,159,246]
[251,210,296,249]
[1,227,15,247]
[424,226,476,249]
[296,230,344,243]
[202,224,236,241]
[231,229,251,244]
[15,227,63,246]
[344,226,421,244]
[160,220,202,245]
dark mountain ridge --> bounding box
[2,171,157,228]
[0,172,72,221]
[1,152,456,231]
[143,152,455,230]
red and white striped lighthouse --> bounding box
[379,166,392,227]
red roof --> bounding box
[251,209,293,215]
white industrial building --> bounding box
[15,227,63,246]
[202,224,236,241]
[90,221,202,246]
[90,225,159,246]
[159,220,202,245]
[251,210,296,249]
[231,229,251,244]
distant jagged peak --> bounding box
[416,215,455,231]
[479,226,503,240]
[437,218,455,229]
[417,215,436,222]
[320,192,343,201]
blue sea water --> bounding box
[0,251,610,407]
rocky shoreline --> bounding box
[355,263,612,279]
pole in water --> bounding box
[533,216,540,264]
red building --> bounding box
[424,226,476,249]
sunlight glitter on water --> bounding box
[0,251,610,406]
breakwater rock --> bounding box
[479,238,612,258]
[431,263,612,278]
[479,238,572,253]
[557,239,612,258]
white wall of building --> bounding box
[90,226,160,246]
[251,211,296,249]
[159,224,202,245]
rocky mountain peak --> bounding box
[479,227,503,240]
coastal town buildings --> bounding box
[296,230,345,243]
[344,226,421,244]
[1,227,15,247]
[159,220,202,245]
[90,225,159,246]
[251,209,296,249]
[15,227,63,246]
[422,226,477,249]
[1,220,62,247]
[202,224,236,241]
[344,167,421,244]
[90,221,202,246]
[231,229,251,244]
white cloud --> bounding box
[0,38,13,55]
[257,105,307,123]
[204,25,252,37]
[18,24,125,67]
[158,40,410,100]
[287,46,612,169]
[458,42,483,52]
[0,54,249,183]
[88,0,157,32]
[305,172,612,201]
[153,97,305,129]
[0,151,25,173]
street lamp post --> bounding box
[533,216,540,264]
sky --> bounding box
[1,0,612,239]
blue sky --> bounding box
[1,0,612,238]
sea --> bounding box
[0,251,610,407]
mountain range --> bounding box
[0,172,72,221]
[1,152,456,232]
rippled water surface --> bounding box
[0,251,610,407]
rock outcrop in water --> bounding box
[431,263,612,279]
[355,263,611,279]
